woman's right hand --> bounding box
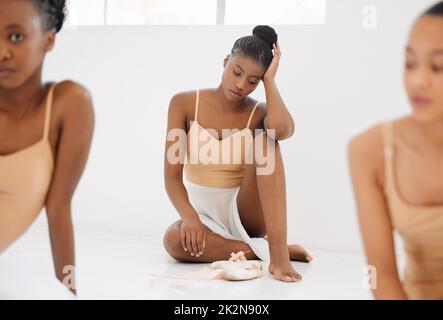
[180,217,207,257]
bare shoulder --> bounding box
[170,91,196,108]
[168,90,198,115]
[348,121,388,186]
[348,123,384,154]
[254,100,267,117]
[249,99,267,130]
[52,80,94,120]
[167,90,200,132]
[54,80,92,105]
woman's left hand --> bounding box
[263,42,281,84]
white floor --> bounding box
[0,224,375,300]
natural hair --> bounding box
[231,25,278,71]
[32,0,67,33]
[423,1,443,17]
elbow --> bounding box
[266,122,295,141]
[264,115,295,141]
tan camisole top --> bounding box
[0,83,56,254]
[382,120,443,299]
[184,90,259,188]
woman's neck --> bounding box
[409,115,443,150]
[0,70,45,118]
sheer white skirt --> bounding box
[183,176,269,262]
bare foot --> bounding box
[288,244,313,263]
[269,261,302,282]
[263,236,313,263]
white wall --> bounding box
[35,0,438,252]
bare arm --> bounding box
[45,81,95,295]
[163,93,206,257]
[164,93,198,221]
[348,126,407,300]
[262,43,295,141]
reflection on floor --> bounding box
[0,225,376,300]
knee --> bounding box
[163,221,186,261]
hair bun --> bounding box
[252,25,278,48]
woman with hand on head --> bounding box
[0,0,94,295]
[163,25,312,283]
[348,2,443,299]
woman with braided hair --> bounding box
[0,0,94,295]
[163,25,312,283]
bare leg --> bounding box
[163,133,311,282]
[236,131,311,282]
[163,221,311,264]
[163,221,258,263]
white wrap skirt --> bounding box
[183,176,269,262]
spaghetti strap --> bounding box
[246,101,260,129]
[381,120,394,159]
[43,83,56,140]
[194,89,200,121]
[381,120,395,195]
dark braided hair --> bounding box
[32,0,67,33]
[423,1,443,17]
[231,25,278,71]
